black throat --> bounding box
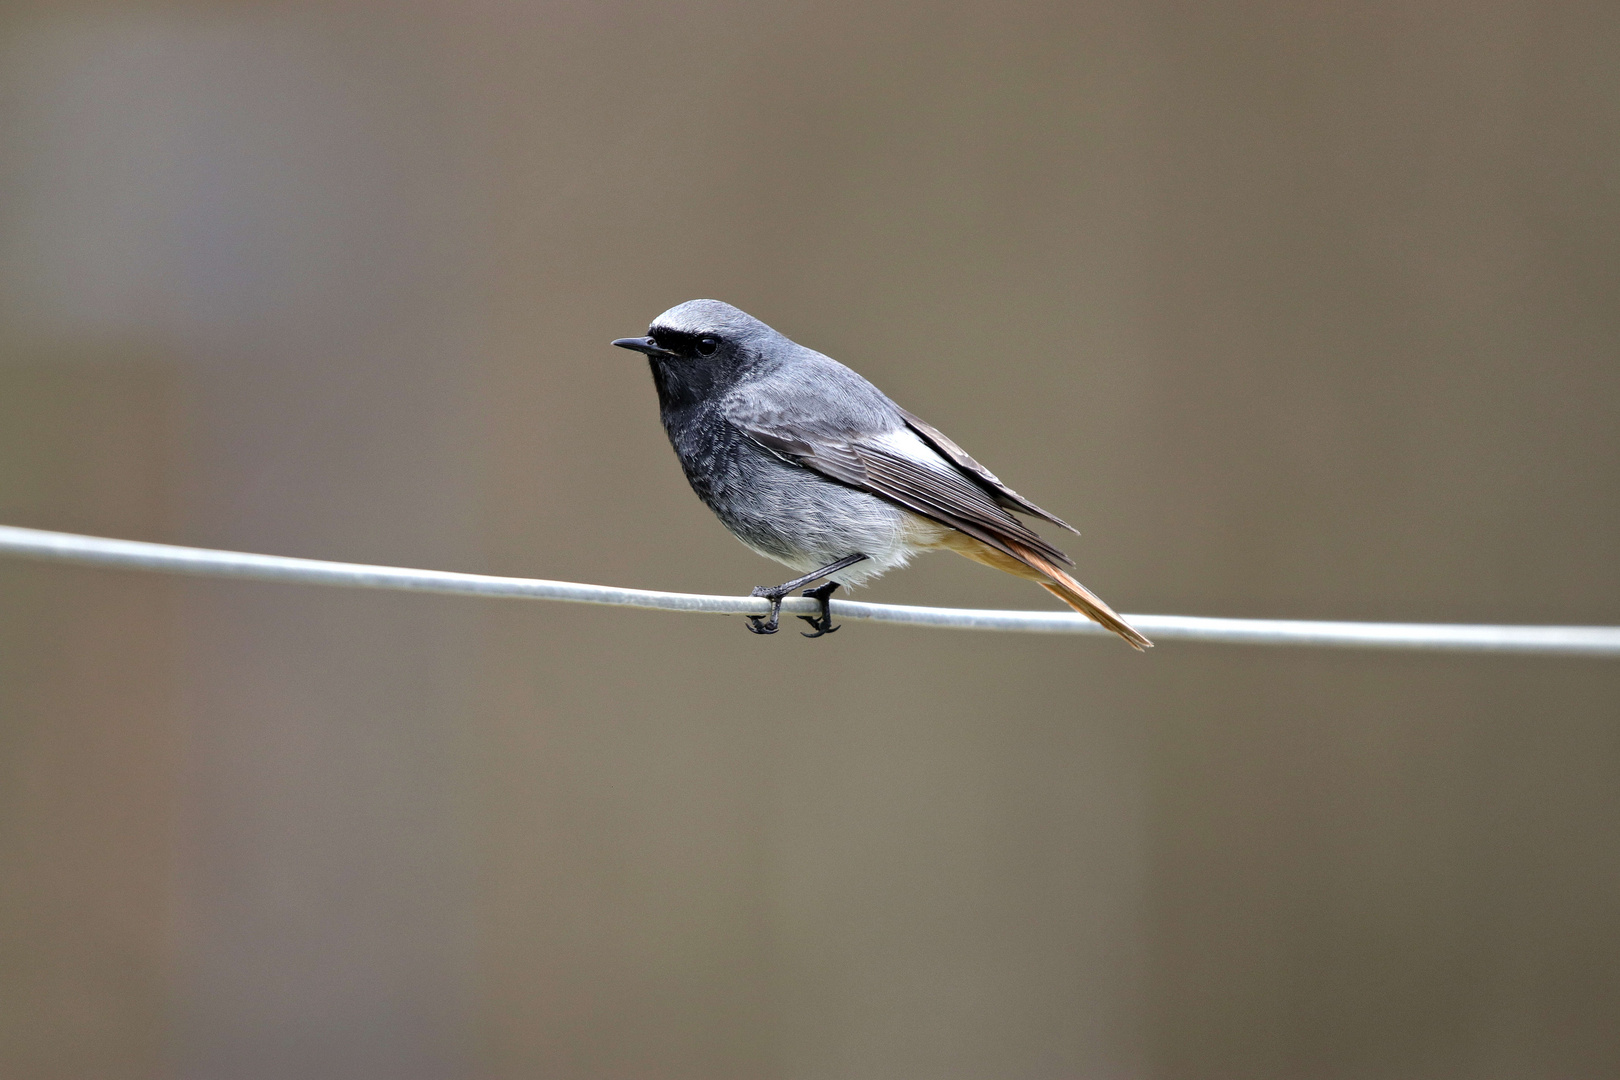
[648,353,745,418]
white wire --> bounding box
[1,524,1616,656]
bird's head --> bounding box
[613,299,784,409]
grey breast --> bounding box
[702,346,913,567]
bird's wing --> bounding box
[895,408,1078,534]
[733,418,1076,570]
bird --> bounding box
[612,300,1151,649]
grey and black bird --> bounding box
[612,300,1152,649]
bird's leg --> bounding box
[797,580,843,638]
[746,553,868,636]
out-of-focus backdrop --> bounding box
[2,2,1617,1078]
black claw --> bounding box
[742,554,866,639]
[747,588,785,635]
[798,615,839,638]
[798,581,841,638]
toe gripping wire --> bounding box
[746,554,869,637]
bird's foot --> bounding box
[746,584,786,635]
[745,555,867,638]
[797,581,841,638]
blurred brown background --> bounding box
[1,2,1617,1078]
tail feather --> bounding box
[1014,543,1153,651]
[937,530,1153,650]
[1033,572,1154,651]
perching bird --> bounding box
[612,300,1151,649]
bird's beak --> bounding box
[612,336,676,358]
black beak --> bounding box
[612,336,676,358]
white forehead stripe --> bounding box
[653,299,747,337]
[651,314,702,335]
[648,299,774,341]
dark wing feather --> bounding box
[896,408,1078,534]
[736,421,1076,569]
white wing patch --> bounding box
[869,426,956,472]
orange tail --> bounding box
[939,532,1153,650]
[1030,565,1153,651]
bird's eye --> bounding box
[695,336,719,356]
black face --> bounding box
[651,328,721,358]
[611,329,723,360]
[612,327,740,413]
